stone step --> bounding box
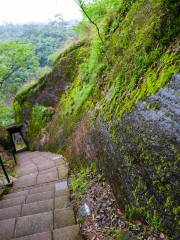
[17,165,38,177]
[0,218,16,240]
[2,190,28,200]
[54,208,75,229]
[55,195,70,208]
[1,181,61,200]
[53,225,82,240]
[14,208,75,238]
[26,190,54,204]
[0,205,21,220]
[13,231,51,240]
[26,180,70,197]
[57,165,69,180]
[36,160,55,171]
[0,195,25,209]
[14,173,37,190]
[28,182,55,195]
[22,199,54,216]
[0,209,77,239]
[0,196,71,220]
[14,211,53,238]
[37,169,58,185]
[38,167,58,175]
[13,225,81,240]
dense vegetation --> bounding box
[0,20,77,127]
[0,20,77,66]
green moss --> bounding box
[105,228,134,240]
[13,101,23,123]
[28,105,54,143]
[70,163,96,199]
[173,206,180,215]
[125,205,145,220]
[0,103,14,127]
[147,102,161,110]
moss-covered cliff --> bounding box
[14,0,180,238]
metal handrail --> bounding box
[0,155,10,183]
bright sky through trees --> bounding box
[0,0,82,24]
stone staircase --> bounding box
[0,151,82,240]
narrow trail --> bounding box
[0,151,81,240]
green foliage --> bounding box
[125,206,145,221]
[0,40,39,96]
[75,0,122,34]
[105,228,134,240]
[0,21,77,127]
[28,105,54,140]
[0,21,77,66]
[70,164,96,199]
[13,100,24,124]
[61,36,105,117]
[0,102,14,127]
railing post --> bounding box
[0,155,10,184]
[11,149,17,164]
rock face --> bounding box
[66,74,180,237]
[0,127,12,151]
[90,74,180,236]
[14,0,180,238]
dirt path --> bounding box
[0,151,81,240]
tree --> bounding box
[0,22,77,67]
[0,41,39,95]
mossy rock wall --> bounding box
[14,0,180,238]
[91,75,180,237]
[0,127,12,151]
[14,41,89,146]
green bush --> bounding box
[0,102,14,127]
[70,164,96,199]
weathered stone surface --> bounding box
[54,208,75,229]
[0,205,21,220]
[55,188,70,197]
[53,225,82,240]
[18,165,37,176]
[55,196,70,209]
[30,157,45,164]
[26,191,54,204]
[13,231,52,240]
[0,196,25,209]
[55,180,68,191]
[2,190,28,200]
[28,183,55,195]
[14,173,37,189]
[38,167,57,175]
[15,212,53,237]
[58,165,68,179]
[37,170,58,184]
[52,157,67,167]
[0,218,15,240]
[22,199,53,216]
[55,181,69,197]
[37,161,55,171]
[19,160,34,167]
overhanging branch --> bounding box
[75,0,110,64]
